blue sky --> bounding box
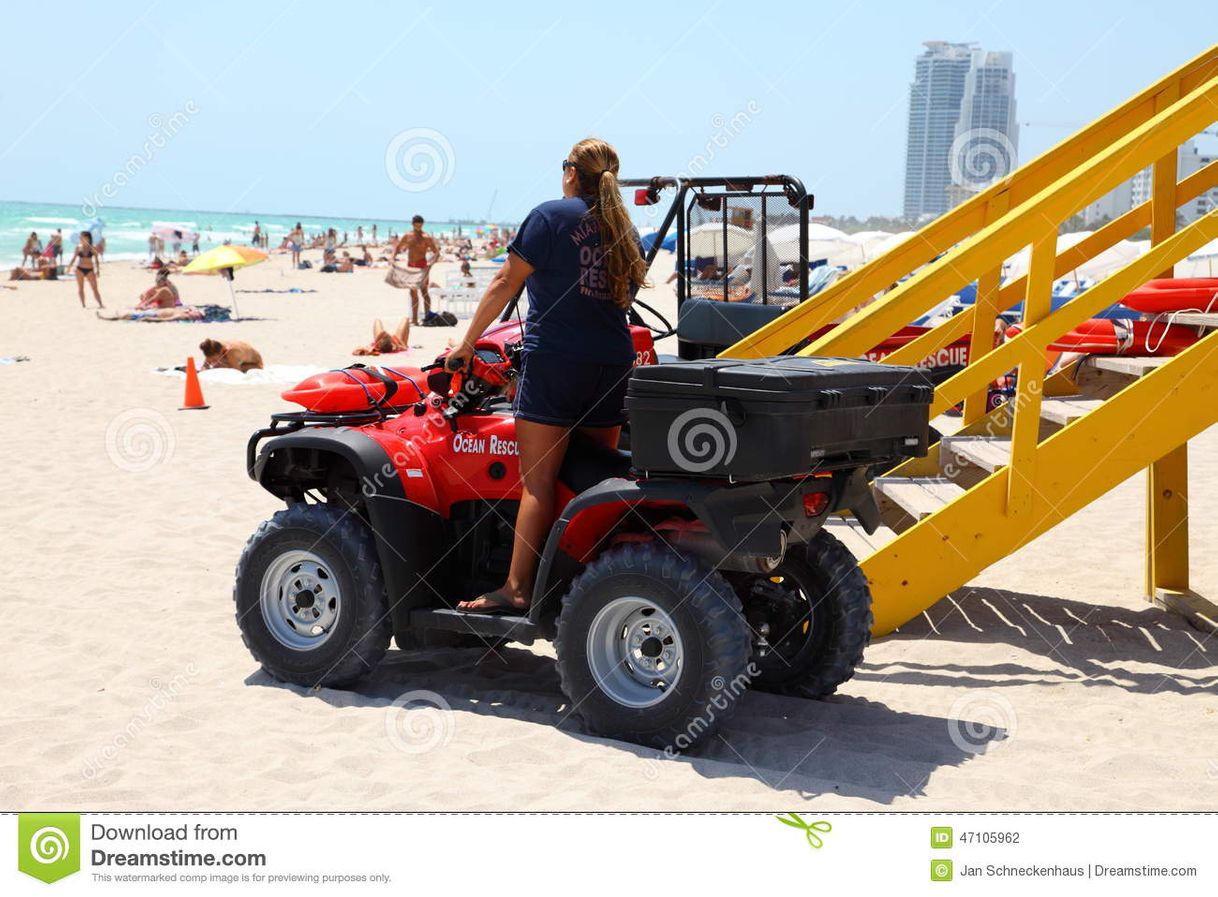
[1,0,1214,223]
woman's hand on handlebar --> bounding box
[446,341,474,372]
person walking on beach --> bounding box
[51,229,64,269]
[288,222,304,269]
[391,215,439,324]
[68,231,104,308]
[251,221,261,247]
[450,137,647,613]
[21,232,42,267]
[371,224,378,245]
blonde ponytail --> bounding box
[569,137,650,309]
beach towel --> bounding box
[385,262,425,290]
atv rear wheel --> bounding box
[554,544,751,751]
[744,530,872,699]
[234,503,390,688]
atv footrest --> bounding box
[409,608,539,645]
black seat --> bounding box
[558,432,632,494]
[677,297,791,358]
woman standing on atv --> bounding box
[449,137,648,613]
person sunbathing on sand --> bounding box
[352,318,410,355]
[9,257,58,281]
[96,305,203,321]
[200,338,264,372]
[136,269,181,309]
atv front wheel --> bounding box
[743,530,872,699]
[554,544,751,751]
[234,503,390,688]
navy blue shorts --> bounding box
[513,353,632,428]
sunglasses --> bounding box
[561,159,574,171]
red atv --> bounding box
[234,175,933,750]
[235,320,930,750]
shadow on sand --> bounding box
[867,586,1216,696]
[248,637,998,805]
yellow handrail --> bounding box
[879,159,1218,372]
[928,211,1218,417]
[720,43,1218,360]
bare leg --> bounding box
[75,270,85,307]
[578,425,622,450]
[409,288,420,324]
[421,282,432,317]
[88,272,103,308]
[456,419,570,611]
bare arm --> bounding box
[447,253,533,368]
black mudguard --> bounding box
[528,473,852,623]
[251,428,443,637]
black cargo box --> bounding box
[626,357,933,480]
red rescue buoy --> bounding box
[282,365,426,413]
[1005,318,1199,356]
[1120,278,1218,314]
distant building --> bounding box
[1082,140,1216,226]
[903,42,1018,220]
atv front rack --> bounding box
[245,410,387,479]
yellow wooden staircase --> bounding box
[720,44,1218,636]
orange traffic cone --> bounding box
[180,357,209,410]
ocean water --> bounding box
[0,200,489,270]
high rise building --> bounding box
[903,42,1018,220]
[1081,139,1216,226]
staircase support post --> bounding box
[1145,133,1190,597]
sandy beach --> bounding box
[2,249,1215,812]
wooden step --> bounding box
[824,518,897,558]
[874,477,966,520]
[1090,355,1171,377]
[1040,396,1103,425]
[940,436,1011,472]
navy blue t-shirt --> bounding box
[508,196,638,365]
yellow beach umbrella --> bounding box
[183,244,268,320]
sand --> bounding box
[1,249,1215,812]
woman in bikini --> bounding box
[69,231,103,308]
[352,318,410,355]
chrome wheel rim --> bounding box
[586,597,684,708]
[259,549,342,651]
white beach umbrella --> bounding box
[686,222,754,266]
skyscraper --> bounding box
[904,43,1018,220]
